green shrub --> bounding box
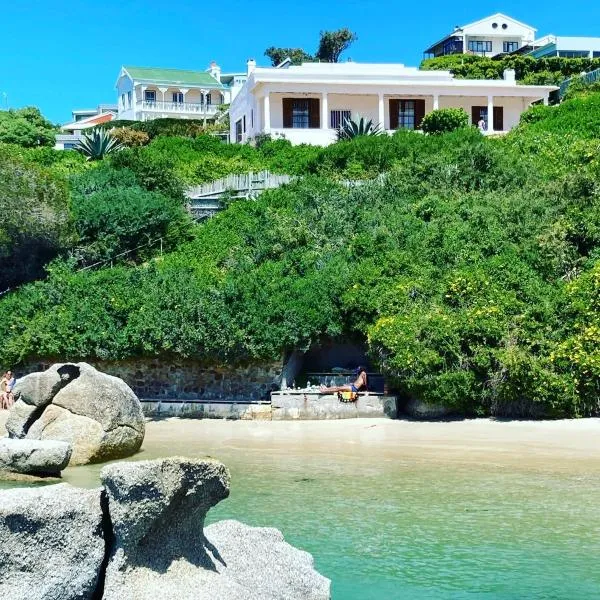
[421,108,470,135]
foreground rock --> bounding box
[7,362,145,465]
[0,438,72,476]
[0,457,330,600]
[100,458,329,600]
[0,484,105,600]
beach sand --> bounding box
[2,410,599,473]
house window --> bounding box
[206,93,212,105]
[144,90,156,103]
[503,41,519,53]
[172,92,183,103]
[127,91,132,107]
[243,115,246,133]
[330,109,352,129]
[468,40,492,53]
[251,109,254,128]
[282,98,320,128]
[235,119,243,143]
[292,100,310,128]
[558,50,590,58]
[399,101,415,130]
[594,51,600,58]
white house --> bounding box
[55,104,117,150]
[424,13,536,58]
[524,36,600,59]
[115,63,246,122]
[229,61,556,146]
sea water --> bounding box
[2,419,599,599]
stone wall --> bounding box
[21,358,283,401]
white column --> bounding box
[321,92,328,129]
[543,95,549,106]
[433,94,439,110]
[263,93,271,132]
[378,92,384,129]
[487,95,494,133]
[158,87,168,111]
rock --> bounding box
[6,362,145,465]
[0,438,72,476]
[101,457,330,600]
[6,364,77,438]
[405,398,453,419]
[0,483,105,600]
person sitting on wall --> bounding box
[319,366,368,395]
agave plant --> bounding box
[76,128,123,161]
[337,114,383,140]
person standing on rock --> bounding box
[1,371,15,409]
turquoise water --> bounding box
[2,420,600,599]
[206,452,600,600]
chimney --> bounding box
[247,58,256,75]
[208,60,221,83]
[503,69,516,82]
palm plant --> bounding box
[336,114,383,140]
[76,128,123,161]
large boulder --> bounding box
[0,438,72,476]
[101,458,330,600]
[0,483,105,600]
[7,362,145,465]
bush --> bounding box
[111,127,150,147]
[421,108,470,135]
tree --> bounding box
[315,28,357,63]
[265,47,313,67]
[0,107,56,147]
[264,28,357,66]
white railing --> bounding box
[139,101,220,115]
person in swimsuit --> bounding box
[319,366,368,394]
[3,371,15,408]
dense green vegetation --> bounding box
[1,89,600,417]
[0,107,57,147]
[421,54,600,85]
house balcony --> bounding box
[137,101,221,117]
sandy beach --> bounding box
[4,409,597,473]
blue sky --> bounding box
[0,1,597,123]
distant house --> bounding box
[56,104,117,150]
[520,36,600,59]
[115,63,246,122]
[229,61,556,146]
[424,13,536,58]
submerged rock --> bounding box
[0,484,105,600]
[0,438,72,476]
[7,362,145,465]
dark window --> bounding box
[206,93,212,105]
[594,51,600,58]
[172,92,183,103]
[144,90,156,103]
[503,41,519,53]
[292,99,310,128]
[251,109,254,128]
[492,22,498,29]
[283,98,320,128]
[468,40,492,53]
[63,143,78,150]
[502,23,508,29]
[235,119,243,143]
[399,100,416,129]
[243,115,246,133]
[330,109,351,129]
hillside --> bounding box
[1,93,600,417]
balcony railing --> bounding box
[139,101,220,115]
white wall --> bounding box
[116,76,134,119]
